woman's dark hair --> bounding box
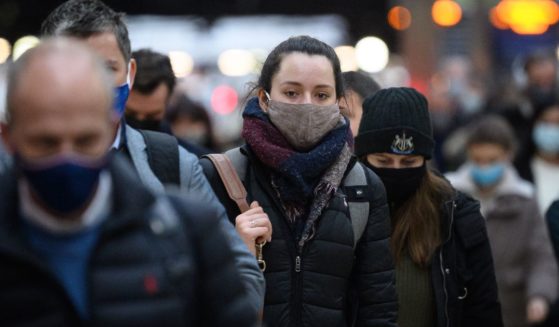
[166,93,218,150]
[466,115,517,154]
[391,171,454,267]
[257,35,344,98]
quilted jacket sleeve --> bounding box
[354,168,398,327]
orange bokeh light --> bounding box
[432,0,462,27]
[388,6,412,31]
[490,8,508,30]
[494,0,559,35]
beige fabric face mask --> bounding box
[265,93,342,151]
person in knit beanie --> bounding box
[356,87,503,327]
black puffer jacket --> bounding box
[201,147,398,327]
[431,191,503,327]
[0,156,257,327]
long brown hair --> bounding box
[391,170,454,267]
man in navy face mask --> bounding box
[40,0,264,314]
[0,38,257,326]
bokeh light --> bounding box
[494,0,559,35]
[388,6,412,31]
[334,45,358,72]
[355,36,389,73]
[0,38,11,64]
[432,0,462,27]
[218,49,257,77]
[12,35,40,61]
[169,51,194,77]
[211,85,238,115]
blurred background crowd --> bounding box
[0,1,557,172]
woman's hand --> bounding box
[235,201,273,256]
[527,296,549,323]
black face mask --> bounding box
[125,115,162,132]
[365,162,427,207]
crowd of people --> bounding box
[1,0,559,326]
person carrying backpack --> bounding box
[201,36,397,327]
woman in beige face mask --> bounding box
[201,36,397,327]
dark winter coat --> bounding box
[201,147,398,327]
[0,156,257,327]
[430,190,504,327]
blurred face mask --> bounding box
[125,115,161,132]
[533,123,559,155]
[470,163,505,187]
[265,92,341,151]
[17,153,108,216]
[113,64,132,119]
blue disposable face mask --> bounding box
[17,154,108,215]
[470,163,505,187]
[113,65,131,118]
[533,123,559,154]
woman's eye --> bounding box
[317,93,330,100]
[284,91,297,97]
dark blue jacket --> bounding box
[0,156,257,326]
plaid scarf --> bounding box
[242,97,352,244]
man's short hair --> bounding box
[41,0,131,62]
[342,71,381,100]
[132,49,176,95]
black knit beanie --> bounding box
[354,87,435,159]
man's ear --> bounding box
[128,58,137,89]
[258,89,269,112]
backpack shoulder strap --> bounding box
[342,162,372,248]
[139,129,180,187]
[205,150,250,213]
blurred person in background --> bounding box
[40,0,264,316]
[446,115,557,327]
[355,87,503,327]
[166,92,219,152]
[125,49,210,156]
[339,70,380,138]
[202,35,397,327]
[514,97,559,214]
[486,49,559,146]
[0,38,256,327]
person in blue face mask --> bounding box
[446,115,557,327]
[40,0,264,315]
[514,97,559,215]
[0,38,258,327]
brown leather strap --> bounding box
[205,154,250,213]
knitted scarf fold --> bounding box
[242,97,352,245]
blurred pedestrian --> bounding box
[339,70,380,138]
[41,0,264,316]
[166,92,219,152]
[0,38,256,326]
[355,87,503,327]
[125,49,210,156]
[514,97,559,214]
[446,115,557,327]
[201,35,398,327]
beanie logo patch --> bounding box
[391,131,414,154]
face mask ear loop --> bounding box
[264,91,271,103]
[126,61,132,87]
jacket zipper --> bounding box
[440,200,456,327]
